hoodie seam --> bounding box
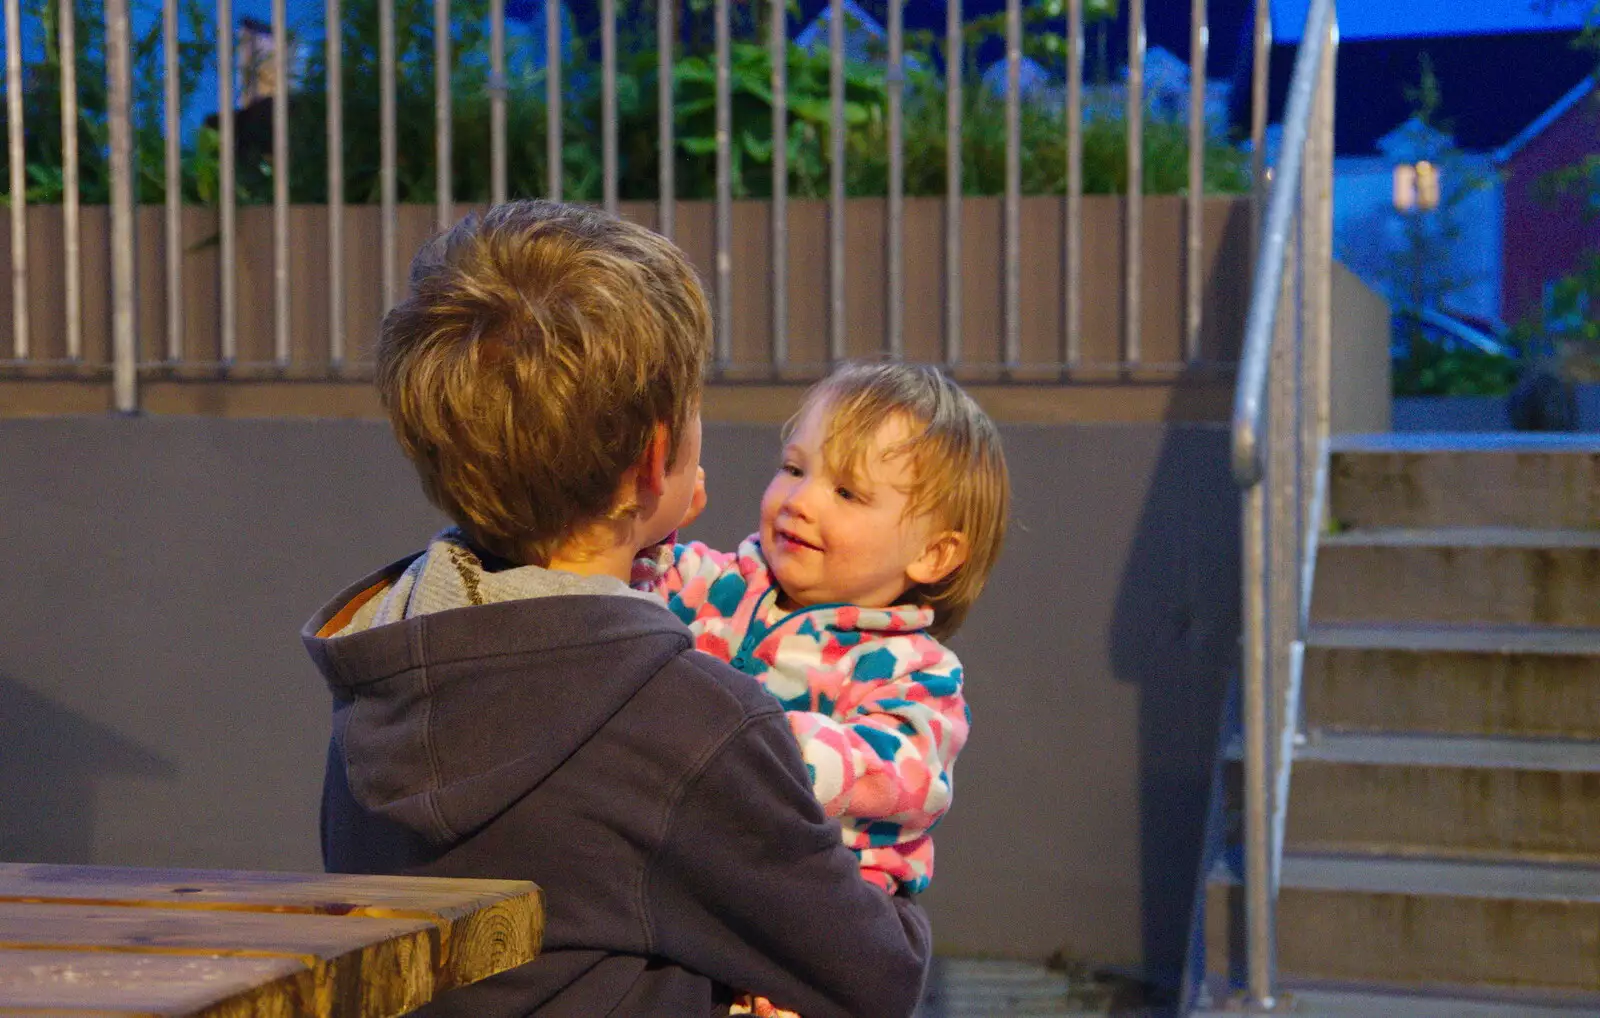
[637,675,783,957]
[411,615,458,844]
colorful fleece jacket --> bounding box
[643,535,970,894]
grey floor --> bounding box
[915,959,1154,1017]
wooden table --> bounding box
[0,862,543,1017]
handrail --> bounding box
[1230,0,1337,487]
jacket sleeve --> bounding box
[788,643,969,834]
[644,708,933,1018]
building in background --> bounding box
[1252,0,1592,326]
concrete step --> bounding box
[1312,529,1600,628]
[1206,854,1600,994]
[1198,983,1600,1017]
[1287,740,1600,862]
[1304,624,1600,738]
[1328,434,1600,531]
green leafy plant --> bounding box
[3,0,1251,205]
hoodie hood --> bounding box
[303,532,691,846]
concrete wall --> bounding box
[0,416,1239,984]
[1331,261,1393,435]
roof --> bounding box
[1271,0,1587,42]
[1495,75,1597,163]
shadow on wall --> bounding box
[1107,396,1241,990]
[0,673,177,863]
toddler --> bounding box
[642,361,1010,902]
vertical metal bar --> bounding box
[380,0,396,309]
[1240,481,1274,1010]
[601,0,617,214]
[435,0,452,229]
[1302,13,1335,546]
[1002,0,1020,370]
[1268,210,1299,892]
[164,0,182,361]
[1064,0,1082,371]
[1250,0,1271,251]
[943,0,961,367]
[885,0,903,359]
[489,0,505,206]
[827,0,845,364]
[5,0,28,358]
[657,0,674,237]
[769,0,786,368]
[106,0,137,409]
[713,0,731,369]
[60,0,81,359]
[272,0,290,366]
[218,0,237,359]
[546,0,560,200]
[1124,0,1144,368]
[327,0,345,365]
[1185,0,1207,363]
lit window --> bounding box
[1393,161,1440,212]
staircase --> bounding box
[1202,433,1600,1015]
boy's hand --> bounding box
[680,467,707,530]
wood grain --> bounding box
[0,864,543,1017]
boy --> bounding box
[303,201,932,1017]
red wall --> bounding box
[1503,92,1600,322]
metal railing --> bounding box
[1229,0,1337,1009]
[1,0,1264,412]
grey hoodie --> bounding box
[303,536,932,1017]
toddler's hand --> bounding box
[730,994,801,1018]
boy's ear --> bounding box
[636,424,672,496]
[907,531,969,587]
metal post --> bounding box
[106,0,137,410]
[601,0,617,215]
[944,0,962,367]
[1240,481,1275,1009]
[827,0,845,364]
[1185,0,1208,363]
[1302,13,1335,549]
[272,0,291,366]
[328,0,346,365]
[61,0,82,361]
[546,0,561,200]
[1125,0,1145,368]
[6,0,29,359]
[713,0,731,369]
[657,0,674,237]
[164,0,182,361]
[770,0,787,369]
[218,0,237,360]
[1002,0,1020,371]
[1251,0,1271,252]
[490,0,506,207]
[1064,0,1082,372]
[886,0,904,359]
[436,0,453,229]
[380,0,397,309]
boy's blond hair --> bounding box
[793,361,1009,639]
[377,200,710,566]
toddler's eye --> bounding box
[780,462,803,478]
[835,486,857,502]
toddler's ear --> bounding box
[907,531,969,587]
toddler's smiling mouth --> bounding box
[774,527,823,552]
